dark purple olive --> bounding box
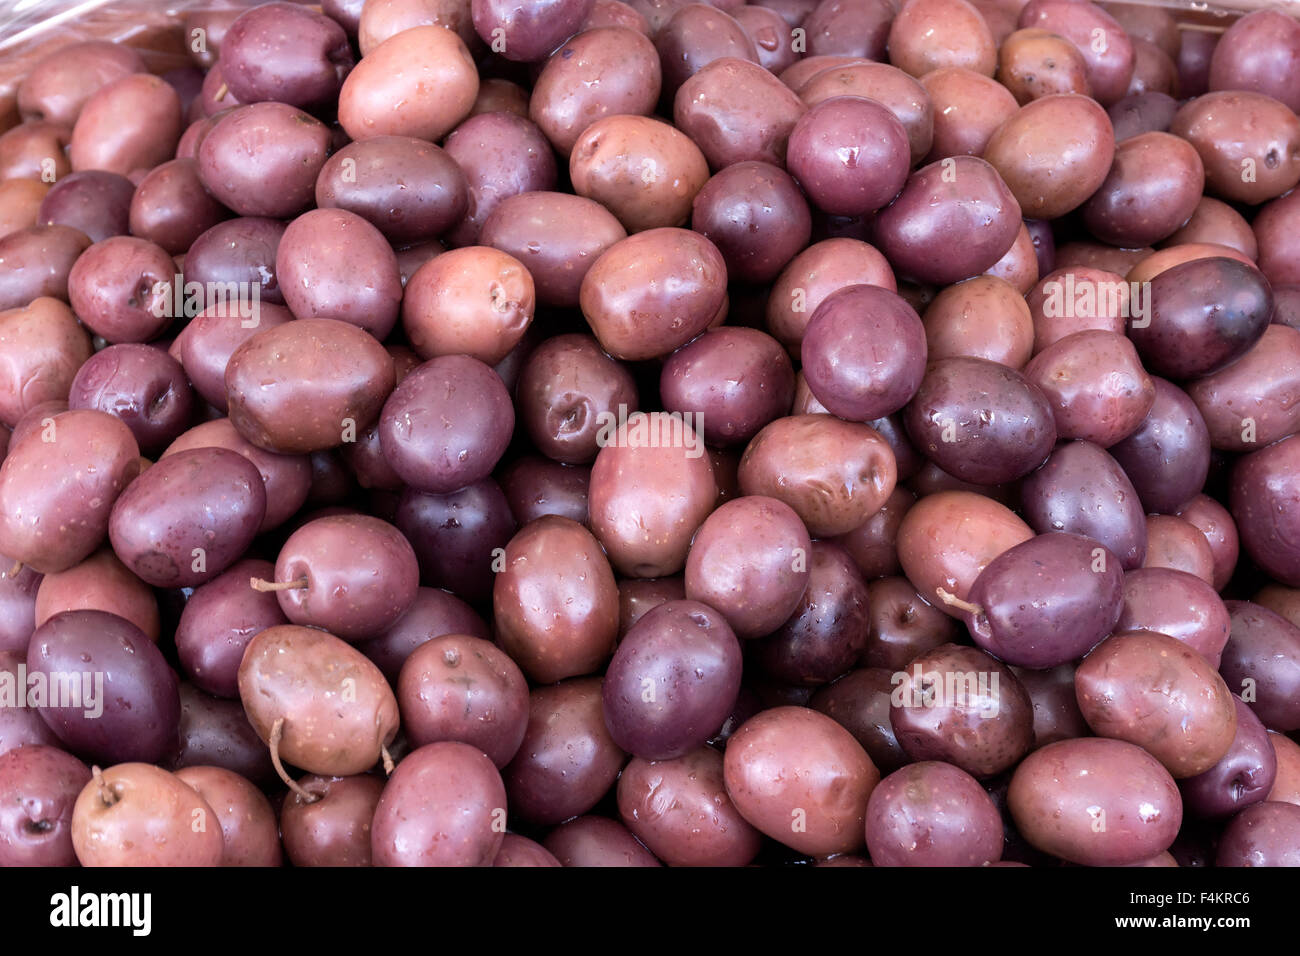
[1181,695,1278,819]
[395,479,516,606]
[801,284,927,422]
[602,599,743,760]
[960,532,1123,669]
[903,357,1056,485]
[660,327,795,447]
[36,170,133,243]
[1219,601,1300,733]
[809,668,909,773]
[379,355,514,494]
[691,161,811,283]
[67,344,194,455]
[756,541,870,685]
[1215,801,1300,867]
[26,610,179,764]
[357,587,491,685]
[786,96,910,217]
[1020,440,1147,570]
[1231,434,1300,588]
[184,217,286,306]
[1130,257,1273,379]
[1108,377,1211,514]
[108,447,266,588]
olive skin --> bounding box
[237,625,400,777]
[1009,738,1182,866]
[1230,434,1300,588]
[370,742,506,867]
[889,643,1034,778]
[903,357,1056,486]
[493,516,619,684]
[226,319,395,455]
[723,706,879,857]
[1076,630,1238,778]
[963,532,1123,669]
[864,761,1004,867]
[602,600,743,761]
[1181,696,1278,820]
[108,447,266,589]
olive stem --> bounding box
[7,560,21,578]
[214,82,228,102]
[92,766,118,808]
[250,576,309,593]
[935,587,983,617]
[381,745,395,775]
[269,717,318,804]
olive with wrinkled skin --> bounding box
[493,516,618,683]
[961,532,1122,669]
[723,705,878,857]
[1021,440,1148,570]
[580,228,727,362]
[889,643,1033,778]
[1182,695,1278,820]
[67,236,175,344]
[238,624,399,777]
[503,677,626,825]
[904,357,1055,486]
[109,447,265,589]
[28,610,179,765]
[756,541,869,685]
[603,599,742,760]
[1008,737,1182,866]
[516,334,638,465]
[874,156,1021,286]
[684,496,809,640]
[0,744,90,867]
[997,29,1090,104]
[68,344,192,456]
[738,414,896,538]
[617,746,761,867]
[865,761,1004,867]
[1076,630,1237,778]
